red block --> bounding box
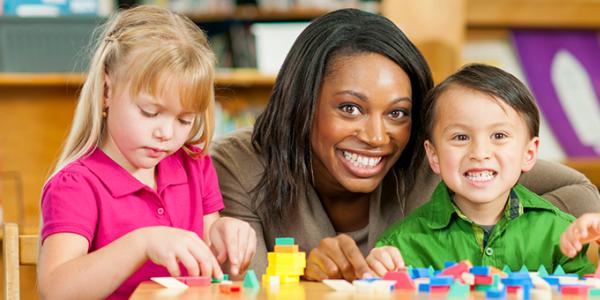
[383,271,415,289]
[561,285,590,295]
[506,286,521,294]
[176,276,211,286]
[441,261,472,278]
[430,285,450,293]
[474,275,493,285]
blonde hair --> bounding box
[51,5,215,177]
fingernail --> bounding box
[362,272,373,279]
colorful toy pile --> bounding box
[325,260,600,299]
[262,237,307,286]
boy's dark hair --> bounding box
[422,63,540,140]
[251,8,433,225]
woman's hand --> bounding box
[305,234,371,281]
[209,216,257,275]
[560,213,600,257]
[366,246,404,277]
[140,226,223,278]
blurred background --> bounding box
[1,0,600,298]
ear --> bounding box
[424,140,441,175]
[521,137,540,173]
[103,73,112,107]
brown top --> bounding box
[210,127,600,276]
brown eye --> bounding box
[339,104,361,116]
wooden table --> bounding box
[131,281,581,299]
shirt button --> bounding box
[485,247,494,256]
[157,207,165,215]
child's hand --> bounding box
[560,213,600,257]
[209,217,257,275]
[366,246,404,277]
[139,226,223,278]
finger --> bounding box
[305,262,330,281]
[210,252,224,278]
[178,251,200,277]
[192,242,214,278]
[388,247,405,269]
[163,255,181,277]
[225,226,240,273]
[366,256,388,277]
[338,236,369,280]
[560,233,578,257]
[210,229,228,264]
[374,250,396,271]
[239,228,256,274]
[309,248,342,279]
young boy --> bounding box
[367,64,595,276]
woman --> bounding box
[211,8,600,281]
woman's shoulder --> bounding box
[210,127,265,173]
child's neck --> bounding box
[452,192,510,226]
[132,168,157,190]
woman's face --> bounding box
[311,52,413,194]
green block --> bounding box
[553,265,565,276]
[491,274,500,290]
[537,264,549,277]
[211,277,221,283]
[502,265,511,274]
[428,266,435,277]
[519,265,528,273]
[589,288,600,296]
[223,274,229,281]
[448,281,470,298]
[474,284,492,291]
[275,237,295,246]
[243,269,260,288]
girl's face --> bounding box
[311,53,413,194]
[101,77,195,174]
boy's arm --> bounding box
[519,159,600,217]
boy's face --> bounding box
[424,85,539,216]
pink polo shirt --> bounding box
[41,147,224,299]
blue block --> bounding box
[444,261,457,268]
[431,276,454,286]
[486,288,507,299]
[470,266,490,276]
[362,277,382,283]
[541,276,560,286]
[418,283,430,293]
[412,268,432,278]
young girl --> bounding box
[37,5,256,299]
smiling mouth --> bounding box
[342,150,383,169]
[464,170,497,182]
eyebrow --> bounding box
[335,90,412,104]
[441,122,513,133]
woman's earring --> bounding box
[102,109,108,118]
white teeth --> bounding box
[465,171,495,182]
[342,151,382,168]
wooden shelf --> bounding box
[467,0,600,29]
[186,6,330,23]
[0,70,276,87]
[564,158,600,188]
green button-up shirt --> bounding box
[376,182,595,275]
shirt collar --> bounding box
[81,148,187,198]
[427,182,531,230]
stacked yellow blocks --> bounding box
[262,237,306,285]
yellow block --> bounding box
[275,245,299,253]
[266,266,304,276]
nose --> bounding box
[154,120,174,142]
[469,138,491,161]
[358,116,390,147]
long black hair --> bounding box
[252,8,434,225]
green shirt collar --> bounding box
[427,181,556,230]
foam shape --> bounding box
[485,288,507,299]
[460,272,474,285]
[383,271,414,289]
[537,265,549,277]
[560,285,590,295]
[274,245,299,253]
[372,280,397,293]
[243,270,260,288]
[530,288,551,300]
[353,279,375,294]
[448,281,470,298]
[441,261,472,278]
[151,277,189,289]
[553,265,566,276]
[502,265,511,274]
[530,275,551,290]
[519,265,529,273]
[470,266,490,276]
[176,276,210,286]
[275,237,295,245]
[323,279,355,292]
[430,276,454,286]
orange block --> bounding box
[275,245,299,253]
